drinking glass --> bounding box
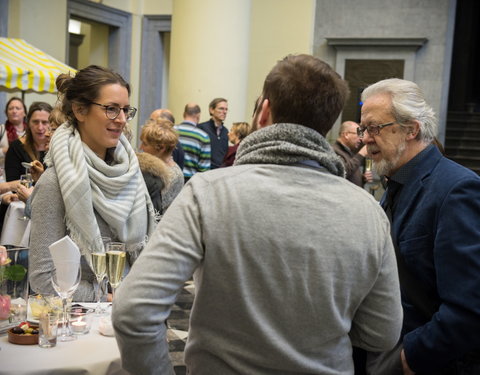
[106,242,126,301]
[91,249,107,315]
[51,261,81,342]
[17,174,33,221]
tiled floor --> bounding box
[167,280,194,375]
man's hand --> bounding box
[363,170,374,183]
[401,349,415,375]
[30,160,45,182]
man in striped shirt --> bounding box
[176,103,211,182]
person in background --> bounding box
[140,119,184,213]
[221,121,251,167]
[0,97,27,182]
[333,121,373,187]
[15,106,67,217]
[360,78,480,375]
[176,103,211,182]
[113,54,402,375]
[29,65,156,302]
[150,108,185,170]
[198,98,229,169]
[4,102,52,182]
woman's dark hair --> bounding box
[24,101,53,161]
[4,97,27,143]
[56,65,130,128]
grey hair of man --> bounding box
[361,78,437,144]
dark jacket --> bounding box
[332,140,364,187]
[383,145,480,373]
[5,139,46,181]
[198,119,228,169]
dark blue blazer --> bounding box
[383,145,480,373]
[198,119,228,169]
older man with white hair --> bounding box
[360,78,480,375]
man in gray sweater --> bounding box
[113,54,402,375]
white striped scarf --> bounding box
[44,122,157,264]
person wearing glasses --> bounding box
[28,65,157,302]
[360,78,480,375]
[332,120,373,187]
[198,97,229,169]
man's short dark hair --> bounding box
[262,54,349,136]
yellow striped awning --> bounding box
[0,37,76,93]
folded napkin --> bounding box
[49,235,81,292]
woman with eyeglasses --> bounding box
[28,65,157,302]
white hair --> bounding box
[361,78,437,144]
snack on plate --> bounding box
[8,321,39,345]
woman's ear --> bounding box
[72,103,86,123]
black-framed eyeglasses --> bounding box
[91,102,137,121]
[357,122,395,137]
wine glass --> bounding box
[106,242,126,301]
[91,249,107,315]
[17,174,33,221]
[51,261,81,342]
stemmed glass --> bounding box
[106,242,126,301]
[17,174,33,221]
[91,249,107,315]
[51,261,81,342]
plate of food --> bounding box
[8,321,39,345]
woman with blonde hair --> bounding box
[29,65,156,301]
[222,121,251,167]
[139,119,184,213]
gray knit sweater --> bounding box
[113,123,402,374]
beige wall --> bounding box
[246,0,315,120]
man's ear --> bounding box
[406,120,420,140]
[72,103,86,123]
[258,99,273,128]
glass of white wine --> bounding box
[91,249,107,315]
[106,242,126,301]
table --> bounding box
[0,201,30,247]
[0,282,194,375]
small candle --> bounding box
[71,320,87,333]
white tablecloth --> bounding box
[0,304,128,375]
[0,201,30,247]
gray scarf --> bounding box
[235,123,345,177]
[45,122,157,266]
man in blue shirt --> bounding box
[360,78,480,375]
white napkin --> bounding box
[49,235,81,292]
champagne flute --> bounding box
[91,249,107,315]
[106,242,126,301]
[51,261,81,342]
